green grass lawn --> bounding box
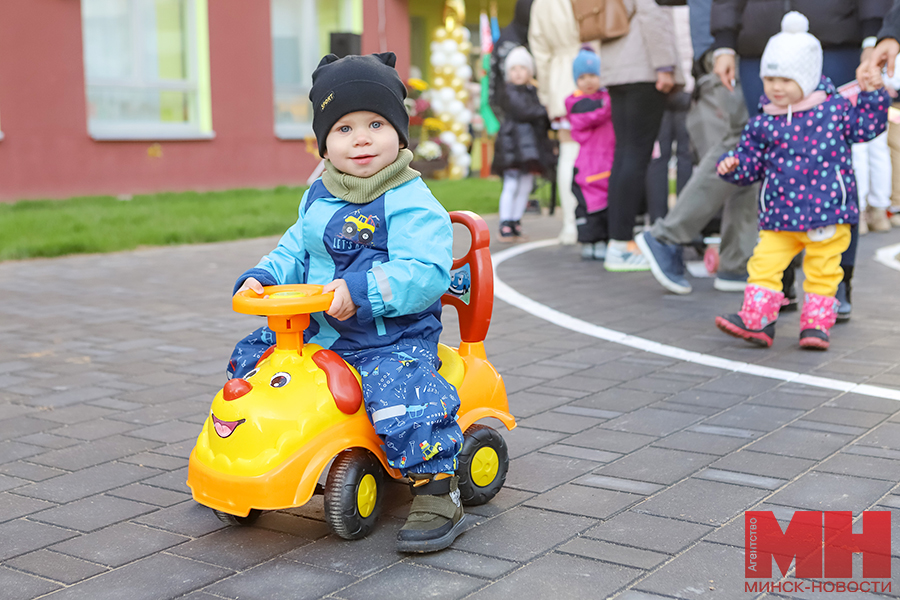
[0,178,503,262]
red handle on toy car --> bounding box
[442,211,493,344]
[233,284,334,316]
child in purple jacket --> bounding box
[566,47,615,260]
[716,12,889,351]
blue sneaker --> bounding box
[636,231,691,294]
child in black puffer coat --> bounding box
[491,45,553,240]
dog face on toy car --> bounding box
[195,346,359,477]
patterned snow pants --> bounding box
[228,329,462,475]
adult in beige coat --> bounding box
[601,0,678,271]
[528,0,586,245]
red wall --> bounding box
[362,0,411,78]
[0,0,411,202]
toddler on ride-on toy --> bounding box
[226,52,472,553]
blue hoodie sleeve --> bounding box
[719,116,768,185]
[843,89,890,144]
[345,179,452,322]
[233,268,279,296]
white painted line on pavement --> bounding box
[874,242,900,273]
[492,239,900,402]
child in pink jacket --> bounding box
[566,47,616,260]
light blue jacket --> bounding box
[235,177,453,352]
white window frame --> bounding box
[272,0,361,140]
[82,0,214,141]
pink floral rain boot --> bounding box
[715,284,784,347]
[798,293,838,350]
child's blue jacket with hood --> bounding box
[718,76,890,232]
[234,177,453,352]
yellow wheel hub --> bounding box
[357,474,377,518]
[471,447,499,487]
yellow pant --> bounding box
[747,226,851,297]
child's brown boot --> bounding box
[867,206,892,233]
[397,473,466,553]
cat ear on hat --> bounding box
[317,54,341,68]
[373,52,397,68]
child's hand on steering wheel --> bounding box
[323,279,358,321]
[236,277,265,296]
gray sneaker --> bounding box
[604,245,650,272]
[713,271,748,292]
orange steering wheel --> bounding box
[233,284,334,316]
[233,285,335,352]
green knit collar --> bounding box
[322,149,420,204]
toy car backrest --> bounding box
[441,211,493,344]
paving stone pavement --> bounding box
[1,209,900,600]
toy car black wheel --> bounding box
[456,424,509,506]
[342,222,357,238]
[213,508,262,526]
[358,229,373,244]
[324,448,385,540]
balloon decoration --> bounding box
[429,0,472,179]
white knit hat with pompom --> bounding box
[760,12,823,97]
[504,46,535,81]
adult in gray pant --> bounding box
[637,0,757,295]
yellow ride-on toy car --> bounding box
[187,211,515,539]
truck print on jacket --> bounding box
[340,212,380,246]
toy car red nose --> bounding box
[223,378,252,401]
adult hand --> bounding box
[236,277,265,296]
[858,63,886,92]
[656,70,675,94]
[323,279,358,321]
[857,60,873,90]
[870,38,900,78]
[714,52,736,92]
[861,46,874,65]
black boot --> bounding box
[397,474,466,553]
[836,266,853,323]
[781,264,798,312]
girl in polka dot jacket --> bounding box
[715,12,889,351]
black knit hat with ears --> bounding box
[309,52,409,157]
